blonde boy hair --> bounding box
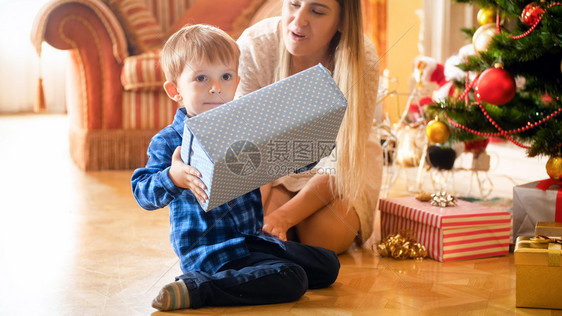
[161,24,240,84]
[277,0,373,219]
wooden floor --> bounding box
[0,114,559,315]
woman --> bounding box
[236,0,383,254]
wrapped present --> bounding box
[515,236,562,309]
[535,221,562,238]
[513,180,562,240]
[181,64,347,211]
[379,197,511,262]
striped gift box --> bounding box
[380,197,511,262]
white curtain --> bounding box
[420,0,478,63]
[0,0,67,113]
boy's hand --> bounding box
[169,146,208,202]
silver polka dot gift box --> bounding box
[181,64,347,211]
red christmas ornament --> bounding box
[542,93,553,105]
[475,64,516,105]
[521,2,545,26]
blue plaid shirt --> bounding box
[132,108,285,274]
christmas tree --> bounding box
[425,0,562,178]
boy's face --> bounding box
[170,58,238,117]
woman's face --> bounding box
[281,0,341,61]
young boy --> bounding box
[131,25,340,311]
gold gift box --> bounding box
[514,236,562,309]
[535,222,562,237]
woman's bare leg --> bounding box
[261,183,295,216]
[261,174,360,253]
[295,199,360,254]
[261,174,333,240]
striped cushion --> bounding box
[105,0,165,54]
[167,0,266,39]
[143,0,196,34]
[121,50,164,90]
[122,90,179,130]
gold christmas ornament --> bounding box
[473,23,499,56]
[546,156,562,180]
[477,8,496,25]
[426,117,450,144]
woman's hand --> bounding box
[262,212,292,241]
[169,146,208,202]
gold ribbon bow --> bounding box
[416,192,457,207]
[531,235,562,267]
[376,232,428,260]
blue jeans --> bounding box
[176,237,340,308]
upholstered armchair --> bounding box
[31,0,282,170]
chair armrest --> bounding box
[30,0,129,130]
[31,0,128,62]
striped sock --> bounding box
[151,280,190,311]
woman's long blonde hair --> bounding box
[277,0,374,216]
